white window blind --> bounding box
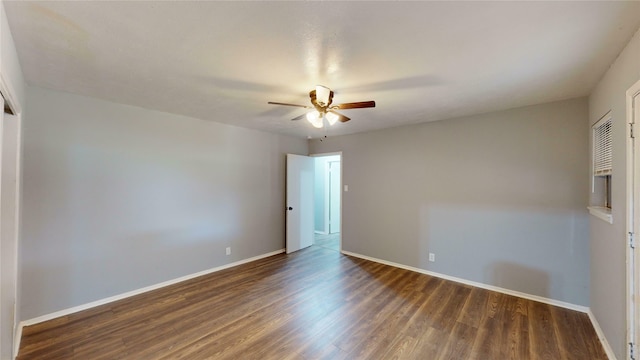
[593,115,612,176]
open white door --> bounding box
[286,154,314,254]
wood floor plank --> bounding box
[430,284,472,333]
[343,272,425,358]
[550,305,608,360]
[504,297,530,360]
[377,277,444,359]
[405,326,449,359]
[330,268,410,352]
[528,300,563,360]
[437,321,477,360]
[380,335,417,360]
[17,246,607,360]
[352,288,430,358]
[574,311,610,359]
[456,287,490,328]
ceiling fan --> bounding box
[268,85,376,128]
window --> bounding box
[588,112,612,223]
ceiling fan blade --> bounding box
[291,113,307,121]
[268,101,310,109]
[329,110,351,123]
[334,101,376,110]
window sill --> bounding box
[588,206,613,224]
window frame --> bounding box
[589,111,613,224]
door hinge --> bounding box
[631,342,636,360]
[631,232,636,249]
[632,123,636,138]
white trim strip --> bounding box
[19,249,285,328]
[13,323,21,360]
[10,114,22,360]
[340,250,589,313]
[588,309,617,360]
[588,206,613,224]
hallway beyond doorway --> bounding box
[314,232,340,251]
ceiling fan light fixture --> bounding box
[325,112,339,125]
[315,85,331,106]
[268,85,374,127]
[306,110,323,128]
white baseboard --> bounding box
[587,309,617,360]
[17,249,285,331]
[340,250,589,313]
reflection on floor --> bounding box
[314,232,340,251]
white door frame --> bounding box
[1,113,20,360]
[319,160,330,235]
[0,72,22,359]
[9,114,21,360]
[328,160,340,234]
[310,152,342,250]
[627,79,640,358]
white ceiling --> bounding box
[5,1,640,138]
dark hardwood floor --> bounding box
[17,246,607,359]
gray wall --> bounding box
[589,27,640,359]
[310,98,590,306]
[21,86,308,320]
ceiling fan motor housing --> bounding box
[310,89,334,111]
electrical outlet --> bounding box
[429,253,435,262]
[226,247,231,256]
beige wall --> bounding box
[20,86,308,320]
[310,98,590,306]
[589,27,640,359]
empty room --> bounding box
[0,1,639,359]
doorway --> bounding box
[313,154,341,251]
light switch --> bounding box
[344,185,349,192]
